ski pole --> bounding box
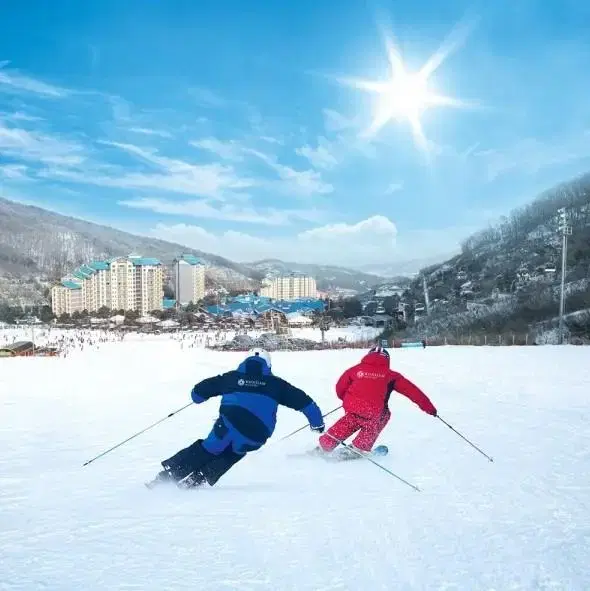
[437,416,494,462]
[279,405,342,441]
[82,403,193,467]
[325,433,421,492]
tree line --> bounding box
[461,173,590,254]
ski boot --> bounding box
[177,470,208,490]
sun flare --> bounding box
[338,29,473,151]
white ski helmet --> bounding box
[247,347,271,368]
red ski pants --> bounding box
[318,410,391,452]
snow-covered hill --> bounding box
[0,197,260,301]
[0,198,387,304]
[1,339,589,589]
[402,172,590,338]
[247,258,384,293]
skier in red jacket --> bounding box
[318,346,437,454]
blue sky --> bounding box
[1,0,590,271]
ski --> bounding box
[288,444,389,461]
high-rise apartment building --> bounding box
[129,256,164,315]
[109,257,136,311]
[259,274,318,300]
[174,254,206,306]
[50,280,84,317]
[50,255,165,316]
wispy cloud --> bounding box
[0,164,29,180]
[46,155,254,201]
[385,181,404,194]
[107,95,133,123]
[189,86,231,108]
[128,127,172,139]
[295,109,377,174]
[190,137,245,161]
[0,111,44,123]
[246,148,333,196]
[88,140,255,198]
[0,65,70,98]
[296,137,338,169]
[119,196,321,226]
[191,138,334,196]
[0,122,86,165]
[322,108,359,133]
[475,135,590,181]
[260,135,283,145]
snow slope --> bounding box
[1,342,589,590]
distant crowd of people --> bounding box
[0,326,249,357]
[0,326,127,357]
[0,324,376,358]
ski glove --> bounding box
[310,423,325,433]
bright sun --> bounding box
[338,32,472,151]
[374,68,433,131]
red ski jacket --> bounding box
[335,352,437,419]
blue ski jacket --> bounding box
[191,356,324,444]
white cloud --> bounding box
[385,182,404,194]
[48,163,253,200]
[260,136,283,145]
[0,123,85,165]
[0,66,70,98]
[128,127,172,138]
[78,140,256,199]
[188,139,333,197]
[0,111,44,122]
[0,164,29,180]
[119,197,313,226]
[190,137,244,161]
[246,148,333,196]
[150,215,398,266]
[296,137,338,169]
[271,162,333,196]
[189,86,231,108]
[322,108,358,133]
[299,110,377,170]
[299,215,397,246]
[475,135,590,182]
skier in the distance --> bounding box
[148,348,325,488]
[317,346,437,458]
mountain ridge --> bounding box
[0,197,387,303]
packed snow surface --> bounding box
[1,339,589,590]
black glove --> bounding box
[310,423,325,434]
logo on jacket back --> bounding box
[237,378,266,388]
[357,370,386,379]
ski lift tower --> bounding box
[422,275,431,316]
[558,208,572,344]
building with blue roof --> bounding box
[163,298,176,310]
[51,254,165,317]
[62,280,82,290]
[129,255,161,267]
[88,261,109,271]
[206,296,325,319]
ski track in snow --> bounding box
[1,339,589,590]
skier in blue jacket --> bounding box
[148,348,325,488]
